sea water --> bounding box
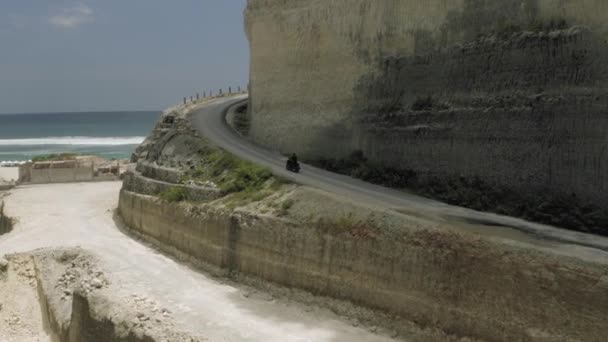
[0,111,160,162]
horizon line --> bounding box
[0,109,163,116]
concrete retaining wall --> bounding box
[118,189,608,341]
[136,162,182,184]
[122,171,222,202]
[29,167,94,184]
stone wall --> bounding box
[28,167,94,184]
[118,189,608,341]
[122,171,222,202]
[245,0,608,212]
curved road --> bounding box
[190,95,608,256]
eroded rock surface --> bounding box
[245,0,608,232]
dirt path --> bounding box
[0,182,397,341]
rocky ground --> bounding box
[0,254,51,342]
[0,181,398,341]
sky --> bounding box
[0,0,249,114]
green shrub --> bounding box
[159,187,188,202]
[182,147,283,206]
[208,151,239,177]
[219,161,272,194]
[32,153,79,162]
[281,199,295,211]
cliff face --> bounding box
[245,0,608,214]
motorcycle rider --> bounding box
[289,153,298,166]
[287,153,300,172]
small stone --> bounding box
[91,278,103,289]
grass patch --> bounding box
[281,199,295,211]
[159,186,188,203]
[189,149,273,195]
[181,145,282,207]
[219,162,272,194]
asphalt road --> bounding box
[190,95,608,254]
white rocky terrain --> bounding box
[0,181,398,341]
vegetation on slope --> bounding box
[32,153,80,162]
[159,187,189,203]
[162,142,287,206]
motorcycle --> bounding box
[286,159,300,173]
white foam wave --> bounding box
[0,136,145,146]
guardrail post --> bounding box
[183,97,186,105]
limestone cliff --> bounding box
[119,97,608,341]
[245,0,608,231]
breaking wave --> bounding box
[0,137,146,146]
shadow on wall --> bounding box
[310,150,608,236]
[0,201,13,235]
[307,13,608,235]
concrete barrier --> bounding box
[29,167,94,184]
[118,189,608,341]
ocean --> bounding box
[0,111,160,162]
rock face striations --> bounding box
[245,0,608,232]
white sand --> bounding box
[0,167,18,182]
[0,182,396,341]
